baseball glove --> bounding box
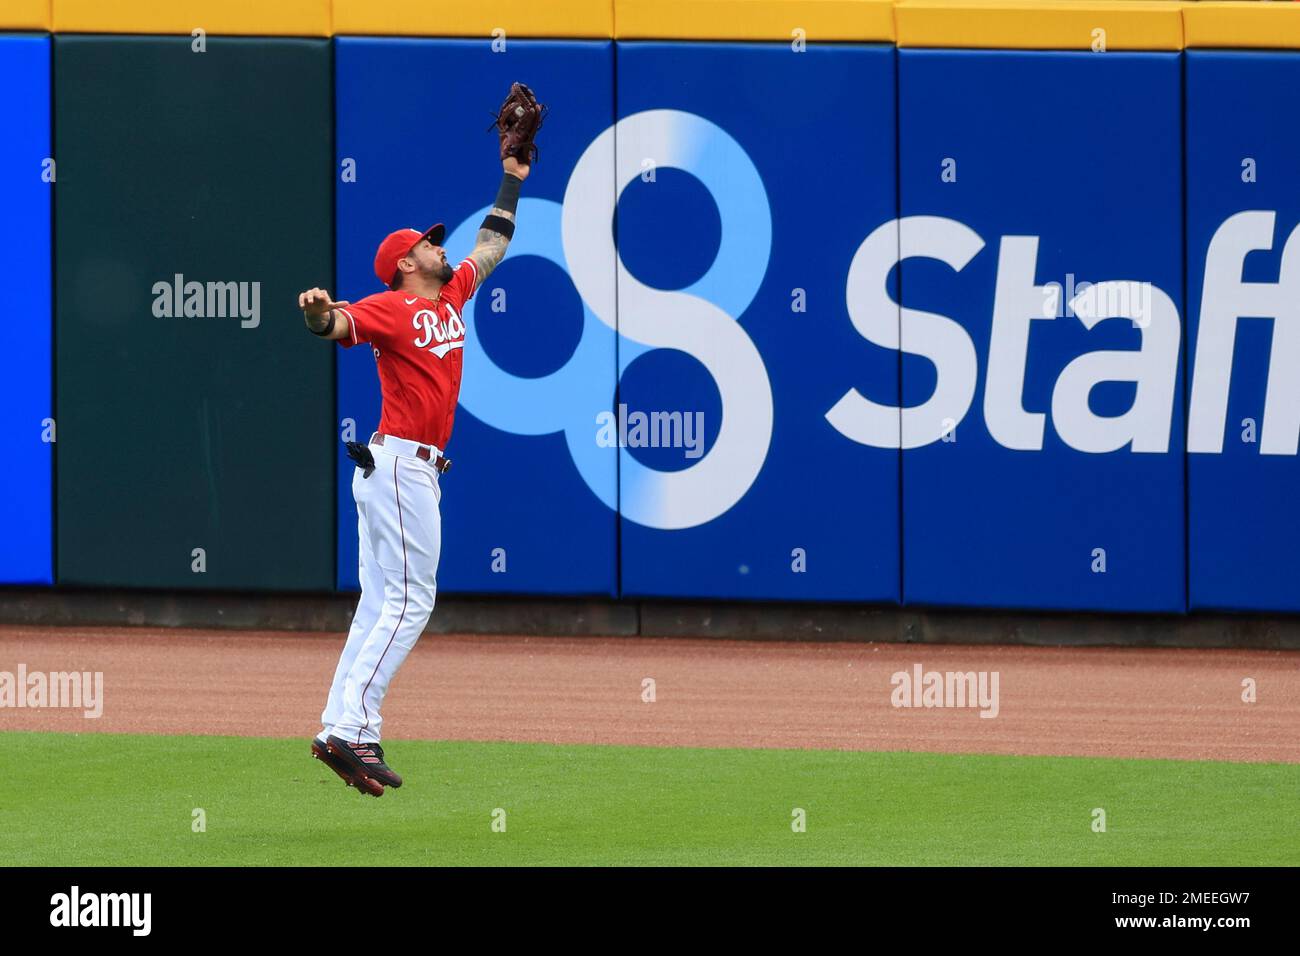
[492,82,547,166]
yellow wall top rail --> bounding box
[895,0,1185,51]
[334,0,614,39]
[0,1,1291,51]
[2,0,51,30]
[1184,1,1300,50]
[50,1,332,36]
[615,1,896,42]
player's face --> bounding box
[403,238,453,284]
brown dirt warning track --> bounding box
[0,625,1295,763]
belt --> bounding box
[371,433,452,474]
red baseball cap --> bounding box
[373,223,446,288]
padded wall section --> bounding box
[1186,51,1300,611]
[55,36,335,590]
[0,36,52,584]
[616,42,901,601]
[334,38,617,595]
[899,49,1185,611]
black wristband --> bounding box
[493,173,522,215]
[308,309,337,337]
[480,214,515,239]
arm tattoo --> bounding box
[469,206,515,289]
[305,308,336,337]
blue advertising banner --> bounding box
[613,42,901,601]
[334,38,617,594]
[1186,52,1300,612]
[898,50,1185,611]
[0,36,51,584]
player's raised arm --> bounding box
[297,287,351,341]
[468,82,546,291]
[467,162,525,290]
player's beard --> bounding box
[414,259,454,284]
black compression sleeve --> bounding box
[493,173,522,215]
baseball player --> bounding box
[298,83,545,797]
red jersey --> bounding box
[338,259,478,450]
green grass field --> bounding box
[3,731,1296,866]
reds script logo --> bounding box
[412,306,466,358]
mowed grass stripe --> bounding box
[1,732,1295,866]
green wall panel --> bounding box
[55,36,335,590]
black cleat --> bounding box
[312,737,384,797]
[326,735,403,789]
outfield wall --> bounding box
[1,1,1298,616]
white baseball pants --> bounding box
[320,434,443,744]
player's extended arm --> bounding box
[467,157,530,291]
[298,287,352,341]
